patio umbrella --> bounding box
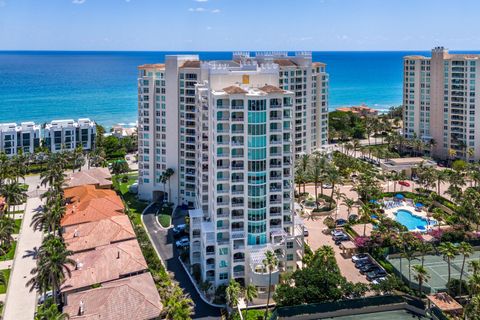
[415,202,424,208]
[369,199,378,204]
[417,225,426,231]
[371,215,379,219]
[395,194,405,200]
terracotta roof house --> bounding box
[62,185,124,227]
[63,272,162,320]
[222,85,247,94]
[61,239,148,294]
[65,168,112,189]
[259,84,285,94]
[336,104,378,117]
[63,215,136,253]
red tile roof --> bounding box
[66,168,112,189]
[259,85,285,94]
[61,240,148,293]
[181,60,201,68]
[64,272,162,320]
[63,215,136,253]
[222,86,247,94]
[62,185,124,227]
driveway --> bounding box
[142,205,221,319]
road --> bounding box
[142,205,222,319]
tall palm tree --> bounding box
[0,152,12,189]
[164,168,174,203]
[412,264,430,295]
[27,235,75,304]
[438,242,459,289]
[1,181,27,218]
[435,169,449,195]
[458,242,473,295]
[296,154,310,194]
[308,153,327,208]
[243,284,258,320]
[225,279,241,316]
[326,166,342,210]
[263,250,278,320]
[31,200,65,236]
[333,188,345,220]
[0,217,15,256]
[342,197,356,220]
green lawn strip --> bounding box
[233,309,271,320]
[0,242,16,261]
[0,269,11,294]
[13,219,22,234]
[158,214,171,228]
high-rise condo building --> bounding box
[137,52,326,292]
[404,47,480,161]
[0,122,40,156]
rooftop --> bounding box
[61,239,148,293]
[137,63,165,70]
[62,185,124,227]
[63,215,135,253]
[259,84,285,94]
[427,293,463,312]
[63,272,162,320]
[65,168,112,189]
[222,85,248,95]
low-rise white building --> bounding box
[0,122,41,156]
[44,118,96,153]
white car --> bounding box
[372,277,386,285]
[175,237,189,248]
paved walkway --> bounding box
[3,197,44,320]
[0,260,13,270]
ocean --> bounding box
[0,50,438,128]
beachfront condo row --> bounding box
[0,118,96,155]
[404,47,480,161]
[137,52,326,291]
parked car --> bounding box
[331,230,345,237]
[335,219,348,226]
[303,228,309,237]
[38,291,53,304]
[334,234,350,245]
[399,181,410,187]
[332,233,348,241]
[175,237,190,249]
[173,224,187,237]
[372,277,387,285]
[355,259,373,269]
[366,269,387,281]
[360,264,380,275]
[352,253,369,263]
[322,184,333,189]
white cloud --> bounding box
[188,7,206,12]
[195,0,208,2]
[72,0,86,4]
[211,9,220,13]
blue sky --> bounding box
[1,0,479,51]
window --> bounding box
[287,241,293,249]
[219,260,228,268]
[219,247,228,255]
[287,254,294,261]
[219,273,228,280]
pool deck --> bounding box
[382,200,437,232]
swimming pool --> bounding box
[395,209,435,231]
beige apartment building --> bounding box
[403,47,480,161]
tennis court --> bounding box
[388,251,480,293]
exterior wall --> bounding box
[44,119,96,153]
[404,47,480,161]
[0,122,41,156]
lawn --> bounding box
[233,309,271,320]
[0,242,16,261]
[158,214,171,228]
[0,269,11,294]
[112,173,147,227]
[14,219,22,234]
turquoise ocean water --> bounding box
[0,50,451,127]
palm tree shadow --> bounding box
[23,246,39,260]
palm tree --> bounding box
[458,242,473,295]
[308,153,327,209]
[34,301,70,320]
[352,139,361,158]
[0,218,15,259]
[412,264,430,295]
[438,242,459,289]
[31,200,65,236]
[225,279,241,316]
[243,284,258,320]
[448,148,457,165]
[333,188,345,220]
[465,295,480,320]
[263,250,278,320]
[435,169,449,195]
[326,166,342,210]
[316,245,335,266]
[164,168,174,203]
[1,181,27,218]
[342,197,356,220]
[359,205,372,236]
[27,235,75,304]
[468,260,480,297]
[163,285,193,320]
[296,154,310,194]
